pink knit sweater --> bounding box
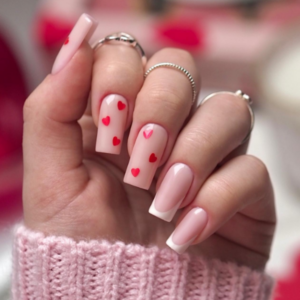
[12,225,274,299]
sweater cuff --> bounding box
[12,225,274,300]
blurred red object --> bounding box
[275,250,300,300]
[155,18,205,53]
[0,31,26,156]
[0,26,26,224]
[35,13,74,49]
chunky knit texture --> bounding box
[12,225,274,300]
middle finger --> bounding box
[124,48,200,190]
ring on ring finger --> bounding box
[201,90,254,143]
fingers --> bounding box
[149,92,251,221]
[92,45,199,188]
[166,155,275,254]
[123,48,200,189]
[91,38,144,154]
[23,15,97,180]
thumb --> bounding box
[23,14,97,201]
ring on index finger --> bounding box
[93,32,147,66]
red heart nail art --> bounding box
[143,129,153,139]
[64,37,69,45]
[113,136,121,146]
[102,116,110,126]
[131,168,140,177]
[149,153,157,163]
[118,101,126,110]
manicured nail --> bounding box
[124,124,168,189]
[166,208,207,254]
[95,95,128,154]
[149,163,193,222]
[52,14,98,74]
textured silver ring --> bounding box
[201,90,254,144]
[93,32,147,66]
[144,62,197,105]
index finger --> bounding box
[91,36,144,154]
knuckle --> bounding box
[101,61,142,83]
[157,48,194,64]
[210,93,250,121]
[245,155,270,184]
[152,48,199,84]
[203,156,271,204]
[183,126,215,154]
[206,93,251,136]
[222,94,249,117]
[205,176,235,205]
[145,87,187,115]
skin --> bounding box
[22,41,276,272]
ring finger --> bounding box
[149,91,252,221]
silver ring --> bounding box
[201,90,254,144]
[93,32,147,66]
[144,62,197,105]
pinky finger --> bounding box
[166,155,275,254]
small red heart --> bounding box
[143,129,153,139]
[149,153,157,163]
[117,101,126,110]
[64,37,69,45]
[102,116,110,126]
[131,168,140,177]
[113,136,121,146]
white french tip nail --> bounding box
[149,200,181,222]
[166,208,208,254]
[166,233,192,255]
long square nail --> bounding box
[96,94,128,154]
[149,163,193,222]
[52,13,98,74]
[166,208,207,254]
[123,124,168,189]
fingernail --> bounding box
[166,208,208,254]
[124,124,168,189]
[51,14,98,74]
[149,163,193,222]
[95,95,128,154]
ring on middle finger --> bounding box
[144,62,198,105]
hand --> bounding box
[23,17,275,271]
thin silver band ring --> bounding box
[93,32,147,66]
[144,62,197,105]
[201,90,254,144]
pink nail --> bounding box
[51,14,98,74]
[149,163,193,222]
[96,95,128,154]
[166,208,208,254]
[124,124,168,189]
